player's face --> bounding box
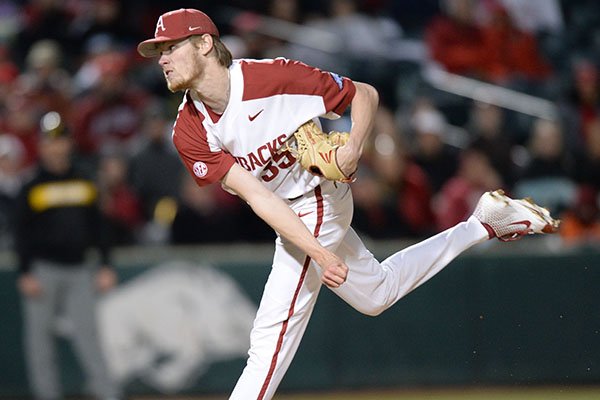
[158,37,203,92]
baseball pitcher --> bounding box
[137,9,559,399]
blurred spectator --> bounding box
[261,0,303,57]
[426,0,553,86]
[69,0,137,53]
[572,117,600,191]
[268,0,419,107]
[0,44,20,149]
[513,118,576,215]
[434,145,503,231]
[355,130,435,238]
[0,0,20,43]
[559,185,600,247]
[0,0,592,248]
[351,165,405,239]
[562,1,600,62]
[71,50,148,156]
[324,0,406,61]
[0,44,19,90]
[410,102,460,193]
[14,0,75,66]
[477,0,564,34]
[73,33,122,95]
[479,1,553,85]
[129,101,182,223]
[0,133,27,197]
[325,0,419,106]
[97,151,143,246]
[561,59,600,150]
[465,101,517,187]
[0,97,41,168]
[2,39,72,167]
[13,111,122,400]
[227,10,273,60]
[0,134,28,249]
[357,106,435,237]
[374,108,436,237]
[21,39,72,100]
[19,39,72,118]
[170,173,246,244]
[268,0,300,23]
[425,0,487,78]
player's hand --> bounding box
[317,253,348,288]
[18,274,43,298]
[96,266,117,293]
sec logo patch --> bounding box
[193,161,208,178]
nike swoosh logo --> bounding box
[188,26,203,31]
[298,211,314,218]
[248,109,264,121]
[508,220,531,229]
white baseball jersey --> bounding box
[169,56,490,400]
[172,58,356,200]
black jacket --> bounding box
[14,165,110,274]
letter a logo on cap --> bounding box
[155,16,166,35]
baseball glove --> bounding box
[287,121,354,183]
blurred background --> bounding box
[0,0,599,398]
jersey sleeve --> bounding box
[172,101,235,187]
[241,58,357,118]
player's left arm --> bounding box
[335,81,379,178]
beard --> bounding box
[164,55,204,93]
[166,74,188,93]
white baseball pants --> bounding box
[230,180,489,399]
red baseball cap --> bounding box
[137,8,219,58]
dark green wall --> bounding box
[1,247,599,397]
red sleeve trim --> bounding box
[240,59,356,116]
[172,100,236,187]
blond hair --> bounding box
[192,34,232,67]
[212,35,233,67]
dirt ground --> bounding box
[131,386,600,400]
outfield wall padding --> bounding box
[0,244,598,397]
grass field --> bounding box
[135,386,600,400]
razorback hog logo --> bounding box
[319,149,334,163]
[97,261,257,394]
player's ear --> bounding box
[193,34,214,56]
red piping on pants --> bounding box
[257,185,324,399]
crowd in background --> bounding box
[0,0,599,250]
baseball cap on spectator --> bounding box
[40,111,69,140]
[137,8,219,58]
[26,39,62,70]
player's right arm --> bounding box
[222,162,348,288]
[172,99,346,287]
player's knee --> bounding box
[364,307,387,317]
[355,303,387,317]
